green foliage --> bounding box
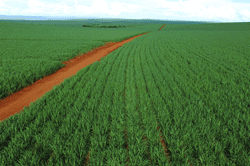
[161,22,250,31]
[82,25,92,27]
[0,21,153,100]
[0,21,250,165]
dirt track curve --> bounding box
[159,24,166,31]
[0,32,152,122]
[0,24,166,123]
[0,24,193,166]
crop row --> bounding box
[0,21,156,100]
[1,24,250,165]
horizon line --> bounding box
[0,15,249,23]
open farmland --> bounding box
[0,20,163,101]
[0,20,250,165]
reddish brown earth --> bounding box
[159,24,166,31]
[1,25,190,165]
[0,32,150,123]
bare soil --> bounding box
[0,32,150,122]
[159,24,166,31]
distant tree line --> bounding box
[82,25,92,27]
[82,25,126,28]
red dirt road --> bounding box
[1,26,192,165]
[0,32,150,123]
[159,24,166,31]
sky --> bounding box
[0,0,249,22]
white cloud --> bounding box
[21,0,73,16]
[240,9,250,21]
[240,9,250,17]
[74,0,139,16]
[147,0,249,21]
[0,0,6,7]
[0,0,249,22]
[91,0,109,13]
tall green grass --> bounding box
[0,21,155,100]
[0,22,249,165]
